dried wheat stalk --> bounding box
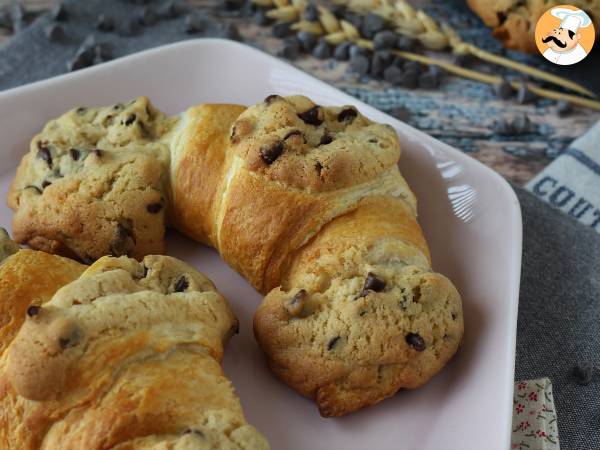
[252,0,600,110]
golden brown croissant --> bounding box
[8,95,463,417]
[0,251,268,449]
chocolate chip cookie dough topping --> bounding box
[337,107,358,122]
[319,134,333,146]
[327,336,341,351]
[285,289,306,317]
[146,202,162,214]
[26,305,41,317]
[260,141,284,165]
[69,148,81,160]
[264,94,283,104]
[36,143,53,168]
[405,332,426,352]
[58,327,82,350]
[173,275,189,292]
[297,105,324,126]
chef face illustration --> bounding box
[536,6,594,65]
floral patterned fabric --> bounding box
[512,378,560,450]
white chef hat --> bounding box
[551,7,592,33]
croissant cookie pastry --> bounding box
[0,246,269,449]
[9,95,464,417]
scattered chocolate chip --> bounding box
[373,30,397,50]
[174,276,189,292]
[96,14,114,32]
[264,94,282,104]
[319,134,333,145]
[76,106,87,115]
[451,313,457,321]
[297,106,323,126]
[183,429,205,437]
[327,336,340,350]
[315,161,323,175]
[348,54,370,77]
[285,289,306,316]
[272,21,292,38]
[405,332,426,351]
[362,13,386,39]
[113,103,124,111]
[556,99,572,117]
[303,4,319,21]
[26,305,40,317]
[278,36,300,60]
[93,149,103,157]
[37,146,52,168]
[284,129,304,141]
[138,6,158,26]
[59,328,81,349]
[112,222,134,256]
[312,38,332,59]
[45,23,65,42]
[338,107,357,122]
[333,41,352,61]
[50,3,67,21]
[41,180,51,189]
[297,31,317,52]
[124,114,136,126]
[396,36,417,51]
[572,362,595,385]
[254,9,272,26]
[363,272,386,292]
[517,83,537,104]
[493,79,513,99]
[260,141,284,165]
[146,203,162,213]
[368,138,378,143]
[24,185,42,194]
[222,22,242,41]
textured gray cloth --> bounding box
[1,2,599,449]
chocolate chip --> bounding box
[451,313,457,321]
[284,130,305,142]
[312,39,332,59]
[285,289,306,316]
[363,272,386,292]
[59,328,81,350]
[405,333,426,351]
[113,103,124,111]
[41,180,51,189]
[272,21,292,38]
[373,30,397,50]
[303,4,319,21]
[338,107,357,122]
[315,161,323,175]
[183,429,205,438]
[264,94,282,104]
[327,336,340,350]
[50,3,67,21]
[146,203,162,213]
[297,31,317,52]
[96,14,114,32]
[333,41,352,61]
[124,114,136,126]
[76,107,87,115]
[359,310,367,317]
[26,305,40,317]
[45,23,65,42]
[319,134,333,145]
[69,148,81,160]
[174,276,189,292]
[297,106,323,126]
[493,79,513,99]
[260,141,284,165]
[37,146,52,168]
[368,139,378,144]
[24,185,42,194]
[93,149,103,157]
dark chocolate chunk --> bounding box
[59,328,81,349]
[348,54,370,76]
[264,94,282,104]
[315,161,323,175]
[333,41,351,61]
[373,30,397,50]
[517,83,537,104]
[297,31,318,52]
[284,130,304,141]
[142,264,149,278]
[319,134,333,145]
[303,4,319,21]
[405,332,426,351]
[41,180,51,189]
[183,429,205,437]
[327,336,340,350]
[451,313,457,321]
[174,276,189,292]
[146,202,162,213]
[572,362,595,385]
[26,305,40,317]
[37,146,52,168]
[556,99,572,117]
[285,289,306,316]
[312,39,332,59]
[24,185,42,194]
[363,272,386,292]
[493,79,513,99]
[138,6,158,26]
[222,23,242,41]
[298,106,323,126]
[260,141,284,164]
[278,36,300,60]
[50,3,67,21]
[338,107,357,123]
[45,23,65,42]
[184,13,203,33]
[93,149,103,158]
[76,106,87,115]
[124,114,136,126]
[272,21,292,38]
[96,14,115,31]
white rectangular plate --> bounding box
[0,39,521,450]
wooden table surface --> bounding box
[1,0,599,186]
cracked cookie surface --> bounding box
[8,97,177,262]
